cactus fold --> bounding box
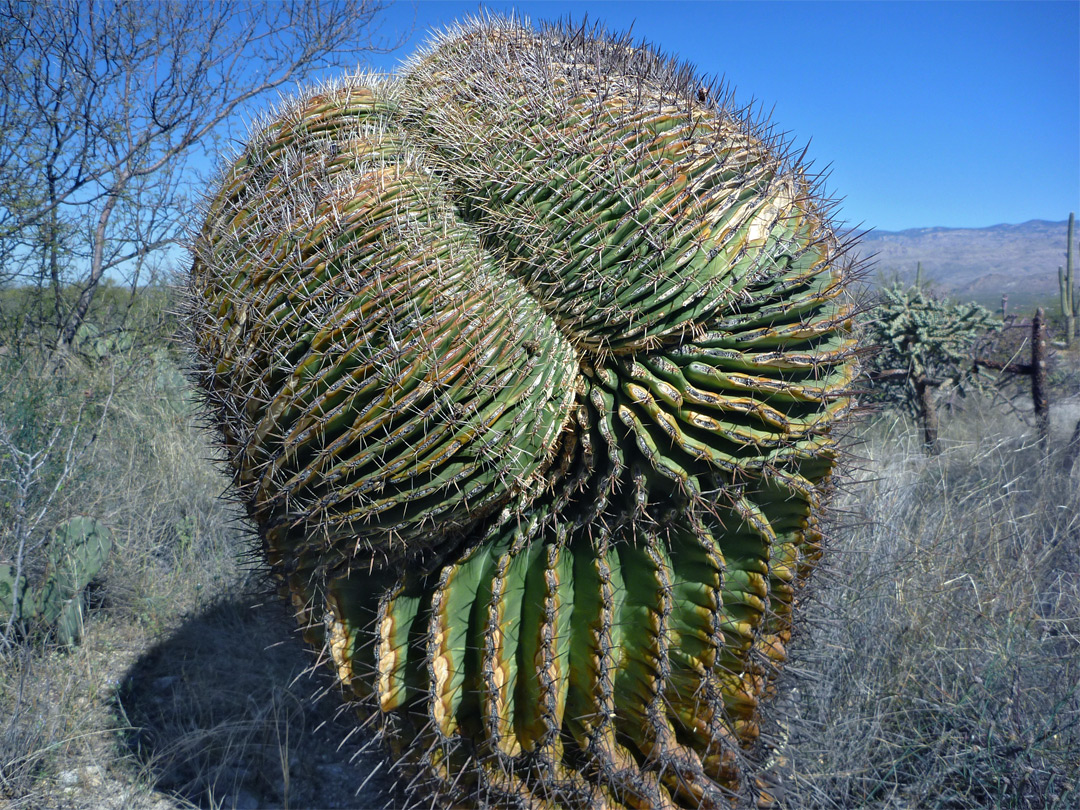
[187,17,859,808]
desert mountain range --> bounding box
[854,219,1071,310]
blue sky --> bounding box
[341,0,1079,233]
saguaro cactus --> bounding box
[1061,212,1077,347]
[187,17,859,808]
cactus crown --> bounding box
[186,16,860,808]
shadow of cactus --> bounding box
[117,589,399,810]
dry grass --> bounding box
[0,644,108,804]
[1,334,1077,809]
[0,346,396,809]
[776,398,1080,809]
[116,584,399,810]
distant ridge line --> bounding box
[855,219,1069,306]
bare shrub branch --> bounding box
[0,0,399,353]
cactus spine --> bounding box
[1,517,112,645]
[1061,212,1077,347]
[187,17,859,808]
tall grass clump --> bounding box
[778,402,1079,809]
[0,287,396,810]
[0,294,247,806]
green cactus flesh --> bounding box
[188,18,858,808]
[0,563,26,620]
[1,517,112,644]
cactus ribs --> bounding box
[186,16,860,809]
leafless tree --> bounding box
[0,0,399,355]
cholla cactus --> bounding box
[187,16,859,808]
[866,278,997,453]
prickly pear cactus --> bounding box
[187,17,859,808]
[1,516,112,645]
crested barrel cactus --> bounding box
[187,17,859,808]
